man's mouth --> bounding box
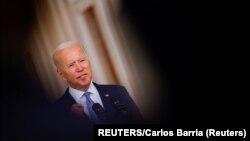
[78,74,87,79]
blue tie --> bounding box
[84,92,101,123]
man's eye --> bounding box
[68,64,74,68]
[80,60,85,62]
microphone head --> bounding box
[92,103,104,112]
[92,103,108,121]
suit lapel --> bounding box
[94,83,117,116]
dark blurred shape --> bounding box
[120,0,193,126]
[111,97,128,116]
[120,0,249,128]
[1,0,51,141]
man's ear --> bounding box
[57,68,67,81]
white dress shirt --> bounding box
[69,82,104,118]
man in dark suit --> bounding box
[50,41,143,140]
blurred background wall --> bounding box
[23,0,164,120]
[2,0,250,141]
[1,0,194,140]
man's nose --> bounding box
[75,62,83,71]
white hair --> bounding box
[52,41,86,67]
[55,41,79,52]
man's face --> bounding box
[56,45,92,91]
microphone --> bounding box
[92,103,109,122]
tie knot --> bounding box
[84,92,94,104]
[84,92,91,97]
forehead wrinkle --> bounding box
[58,46,87,67]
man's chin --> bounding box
[79,81,91,87]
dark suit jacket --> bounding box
[48,83,143,141]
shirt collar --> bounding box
[69,82,98,103]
